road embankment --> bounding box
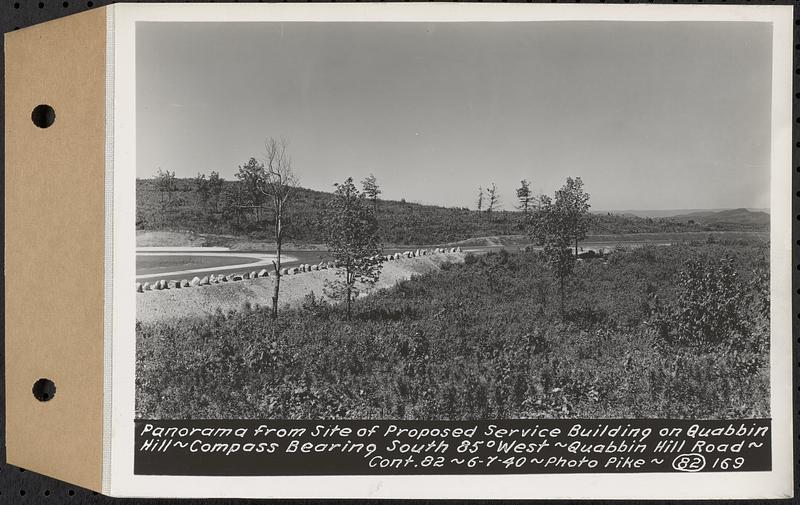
[136,252,465,324]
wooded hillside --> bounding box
[136,177,767,246]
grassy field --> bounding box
[136,236,769,420]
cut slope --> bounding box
[136,252,465,324]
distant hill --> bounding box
[595,209,712,218]
[669,208,770,227]
[136,178,767,246]
[596,208,770,219]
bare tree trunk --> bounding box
[271,254,281,320]
[575,237,578,257]
[271,211,282,320]
[346,283,352,321]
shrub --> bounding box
[651,257,754,350]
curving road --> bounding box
[136,249,326,281]
[135,242,641,282]
[135,246,493,282]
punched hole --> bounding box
[31,104,55,128]
[32,378,56,402]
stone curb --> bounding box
[135,247,462,293]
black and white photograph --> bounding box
[133,17,778,422]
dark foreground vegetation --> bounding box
[136,237,769,420]
[136,178,767,246]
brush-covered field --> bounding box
[136,237,769,420]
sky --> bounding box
[136,21,773,211]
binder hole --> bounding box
[31,104,55,128]
[32,378,56,402]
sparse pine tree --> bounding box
[486,183,500,219]
[516,179,534,213]
[208,171,224,211]
[361,173,381,215]
[323,177,382,321]
[476,186,484,212]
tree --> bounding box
[236,157,266,221]
[529,194,575,319]
[476,186,484,212]
[155,168,177,203]
[555,177,591,256]
[154,169,179,226]
[516,179,534,213]
[219,181,247,227]
[256,138,299,320]
[208,171,224,211]
[323,177,382,321]
[486,183,500,218]
[193,172,210,209]
[361,173,381,215]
